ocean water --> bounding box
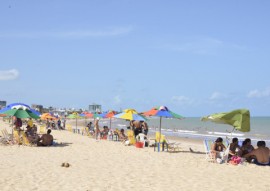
[97,117,270,146]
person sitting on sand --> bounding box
[37,129,54,146]
[119,129,127,142]
[87,122,93,131]
[240,138,254,157]
[243,141,270,166]
[100,126,109,138]
[228,137,241,160]
[211,137,226,160]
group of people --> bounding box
[85,118,149,145]
[211,137,270,166]
[46,118,65,130]
[14,117,54,147]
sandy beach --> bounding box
[0,119,269,191]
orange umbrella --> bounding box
[40,113,57,120]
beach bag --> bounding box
[230,156,242,165]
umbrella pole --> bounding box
[109,118,111,129]
[76,118,77,133]
[159,117,162,142]
[158,117,162,152]
[12,117,14,140]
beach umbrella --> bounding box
[40,113,57,120]
[142,106,183,142]
[101,110,118,129]
[201,109,250,133]
[2,108,40,119]
[67,112,82,131]
[114,109,147,121]
[0,102,41,116]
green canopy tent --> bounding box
[201,109,250,134]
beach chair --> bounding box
[203,139,215,162]
[21,132,34,146]
[164,136,182,152]
[39,125,46,134]
[66,124,73,132]
[84,127,93,137]
[1,129,13,145]
[153,132,169,151]
[126,130,136,145]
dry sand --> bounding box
[0,119,269,191]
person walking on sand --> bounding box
[94,118,100,140]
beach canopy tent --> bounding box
[114,109,147,121]
[201,109,250,133]
[142,106,183,142]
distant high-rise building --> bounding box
[31,104,43,113]
[89,104,102,113]
[0,101,7,109]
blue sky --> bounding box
[0,0,270,116]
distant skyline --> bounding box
[1,1,270,117]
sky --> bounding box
[0,0,270,117]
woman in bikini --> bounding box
[211,137,226,160]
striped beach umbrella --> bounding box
[142,106,183,143]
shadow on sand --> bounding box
[167,148,205,155]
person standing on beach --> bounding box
[14,117,23,131]
[142,121,148,135]
[133,120,142,137]
[94,118,100,140]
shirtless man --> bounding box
[244,141,270,166]
[37,129,53,146]
[133,120,143,137]
[142,121,148,135]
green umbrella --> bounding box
[3,108,40,119]
[67,112,82,132]
[201,109,250,132]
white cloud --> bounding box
[0,26,133,39]
[171,96,193,105]
[209,92,227,100]
[247,88,270,98]
[0,69,19,80]
[160,37,248,55]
